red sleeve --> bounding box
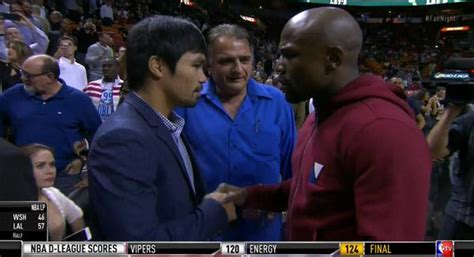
[244,179,292,212]
[345,120,431,240]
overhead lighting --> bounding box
[180,0,194,7]
[440,26,470,32]
[240,15,256,23]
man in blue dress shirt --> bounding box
[178,24,296,241]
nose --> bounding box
[198,67,207,84]
[46,165,56,176]
[231,59,244,73]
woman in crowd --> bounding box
[0,40,33,92]
[22,144,85,241]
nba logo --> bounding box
[437,240,454,257]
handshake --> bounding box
[204,183,248,222]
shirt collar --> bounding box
[59,56,76,64]
[132,92,185,136]
[202,78,273,102]
[100,77,123,87]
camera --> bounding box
[430,58,474,104]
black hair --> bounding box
[126,15,206,91]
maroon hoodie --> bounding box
[246,75,431,240]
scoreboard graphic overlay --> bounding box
[0,241,470,256]
[0,204,473,257]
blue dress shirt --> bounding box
[178,78,296,241]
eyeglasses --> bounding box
[20,70,50,80]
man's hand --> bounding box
[445,104,465,118]
[65,158,84,175]
[14,12,34,30]
[216,183,248,206]
[205,192,237,222]
[73,139,88,157]
[73,178,88,189]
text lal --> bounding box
[369,244,392,254]
[13,223,23,230]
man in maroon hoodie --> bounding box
[221,7,432,240]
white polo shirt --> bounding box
[58,57,88,91]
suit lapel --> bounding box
[124,93,198,203]
[181,134,206,202]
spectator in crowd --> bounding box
[428,104,474,239]
[83,57,122,121]
[21,0,46,32]
[47,17,77,57]
[178,24,296,241]
[0,55,101,195]
[49,11,62,32]
[116,46,125,61]
[22,143,85,241]
[75,19,98,64]
[88,15,236,241]
[429,87,446,124]
[0,138,37,201]
[0,0,9,13]
[3,2,48,47]
[85,32,114,81]
[57,35,88,91]
[0,39,32,92]
[100,0,114,26]
[219,7,432,240]
[391,76,425,130]
[64,0,82,22]
[32,0,47,18]
[0,12,49,59]
[87,0,99,17]
[31,4,50,34]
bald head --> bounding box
[278,7,363,103]
[24,54,60,79]
[284,7,362,58]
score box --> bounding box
[0,241,22,257]
[340,242,364,256]
[0,201,47,241]
[221,242,245,255]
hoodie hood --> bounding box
[317,74,413,121]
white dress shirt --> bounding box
[58,57,88,91]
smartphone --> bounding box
[63,227,92,241]
[0,12,20,21]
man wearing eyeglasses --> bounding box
[0,54,101,195]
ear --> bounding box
[148,56,164,79]
[325,46,343,72]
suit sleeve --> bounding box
[345,120,431,240]
[88,129,228,240]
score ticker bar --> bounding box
[12,241,474,255]
[0,241,22,257]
